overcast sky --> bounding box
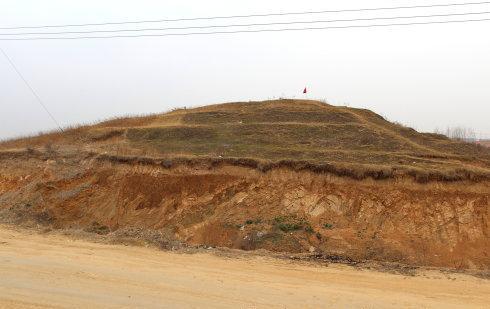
[1,0,489,140]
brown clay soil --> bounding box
[0,150,488,270]
[1,224,489,309]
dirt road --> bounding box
[0,225,488,309]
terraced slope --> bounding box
[2,99,489,181]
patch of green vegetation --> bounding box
[126,118,412,165]
[273,216,312,233]
[304,225,314,233]
[183,108,359,127]
[245,219,262,225]
[277,222,303,232]
[273,216,286,223]
[85,221,110,235]
[323,223,334,229]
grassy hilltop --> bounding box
[2,99,489,181]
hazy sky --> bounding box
[1,0,489,140]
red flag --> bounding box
[303,87,307,94]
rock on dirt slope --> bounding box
[0,100,489,270]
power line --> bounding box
[2,11,489,37]
[0,47,63,132]
[0,18,489,41]
[1,1,489,30]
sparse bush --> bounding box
[85,221,110,235]
[244,219,262,225]
[278,222,303,232]
[34,210,54,225]
[323,223,334,229]
[273,216,308,232]
[273,216,286,223]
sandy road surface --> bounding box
[0,225,488,309]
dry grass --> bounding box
[477,140,490,148]
[90,153,490,183]
[1,99,489,182]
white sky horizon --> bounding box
[1,0,490,140]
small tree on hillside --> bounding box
[444,126,476,141]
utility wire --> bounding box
[1,1,489,30]
[0,18,489,41]
[0,47,63,131]
[2,11,489,37]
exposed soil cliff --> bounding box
[1,151,488,270]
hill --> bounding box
[1,99,489,182]
[0,100,489,270]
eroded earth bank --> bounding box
[1,151,488,271]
